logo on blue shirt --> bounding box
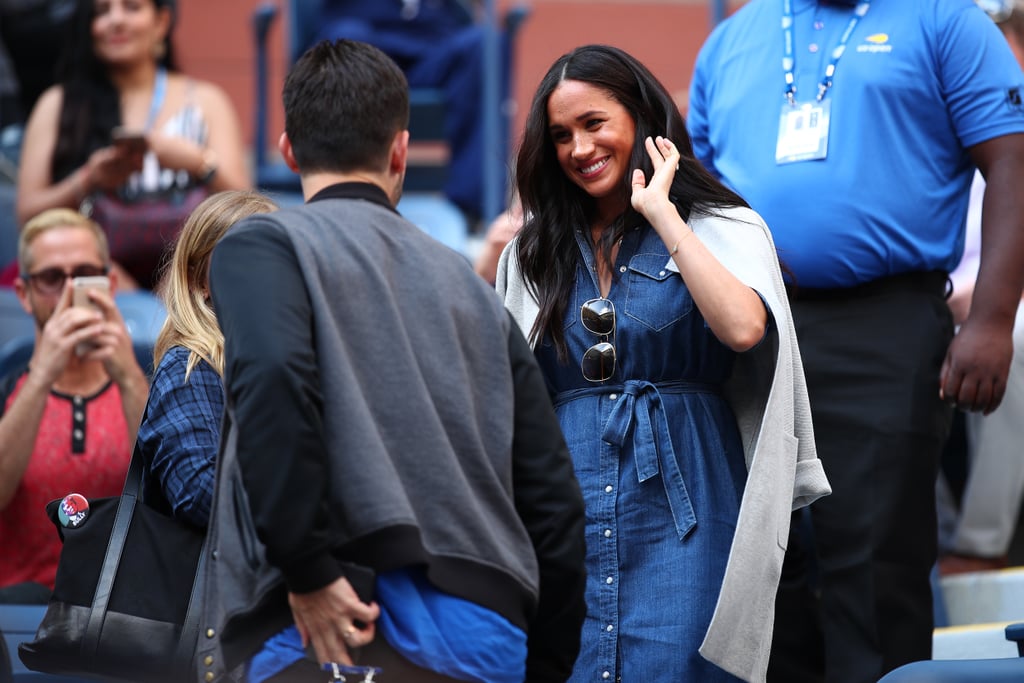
[857,33,892,54]
[1008,87,1023,112]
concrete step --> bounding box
[940,567,1024,626]
[933,622,1021,660]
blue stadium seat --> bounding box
[250,0,529,252]
[1,605,89,682]
[878,623,1024,682]
[0,181,16,272]
[114,290,167,376]
[0,336,32,383]
[0,289,32,379]
[1,116,22,274]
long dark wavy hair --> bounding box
[51,0,179,182]
[514,44,749,361]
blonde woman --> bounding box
[136,190,276,528]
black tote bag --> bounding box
[17,442,208,682]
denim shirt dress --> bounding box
[535,224,752,682]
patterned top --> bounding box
[137,345,224,529]
[125,97,209,200]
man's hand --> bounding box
[75,286,150,442]
[940,315,1013,415]
[77,286,143,385]
[288,576,381,666]
[30,282,106,387]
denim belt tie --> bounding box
[596,379,717,540]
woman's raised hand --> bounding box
[630,136,680,223]
[630,137,679,223]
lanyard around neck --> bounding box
[782,0,870,104]
[144,67,168,132]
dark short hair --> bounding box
[283,39,410,174]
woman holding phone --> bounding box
[14,0,249,290]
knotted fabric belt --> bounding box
[555,379,720,540]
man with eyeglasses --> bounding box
[0,207,148,602]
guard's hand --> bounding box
[288,576,380,666]
[939,316,1012,415]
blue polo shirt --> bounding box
[688,0,1024,287]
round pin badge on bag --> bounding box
[58,493,90,528]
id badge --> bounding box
[775,99,831,164]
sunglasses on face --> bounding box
[581,297,616,382]
[21,264,109,295]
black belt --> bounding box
[786,270,951,302]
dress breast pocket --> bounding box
[624,253,694,331]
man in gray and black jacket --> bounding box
[196,39,586,683]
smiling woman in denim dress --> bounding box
[496,45,830,682]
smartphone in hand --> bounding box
[72,276,110,356]
[111,127,148,155]
[72,276,110,310]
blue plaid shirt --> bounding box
[137,345,224,528]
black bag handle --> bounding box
[80,440,210,671]
[176,532,210,667]
[81,442,143,656]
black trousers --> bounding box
[767,272,954,683]
[263,635,463,683]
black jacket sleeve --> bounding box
[506,314,587,682]
[210,218,342,594]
